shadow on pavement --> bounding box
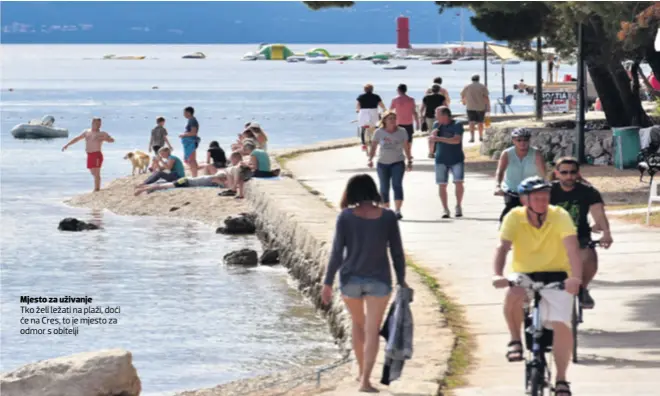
[628,293,660,328]
[591,279,660,289]
[580,329,660,351]
[576,353,660,369]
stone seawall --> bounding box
[244,176,352,354]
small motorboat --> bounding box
[103,55,145,60]
[432,59,453,65]
[11,115,68,139]
[241,52,258,61]
[182,52,206,59]
[372,59,390,65]
[383,65,407,70]
[457,56,475,61]
[490,58,522,65]
[305,57,328,64]
[287,55,306,63]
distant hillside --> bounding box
[1,1,490,44]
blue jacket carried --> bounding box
[379,286,414,385]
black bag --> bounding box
[421,121,428,132]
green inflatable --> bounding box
[307,48,331,58]
[258,44,295,60]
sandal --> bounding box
[505,340,524,362]
[554,380,572,396]
[218,190,236,197]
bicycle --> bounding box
[508,273,567,396]
[571,238,601,364]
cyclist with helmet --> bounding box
[494,127,546,223]
[550,157,613,310]
[492,176,582,396]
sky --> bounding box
[0,1,489,44]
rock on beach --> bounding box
[0,349,141,396]
[215,212,257,235]
[224,249,259,266]
[58,217,100,231]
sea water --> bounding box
[0,44,569,394]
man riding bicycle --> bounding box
[550,157,613,309]
[492,176,583,396]
[494,128,546,223]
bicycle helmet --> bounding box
[517,176,551,196]
[511,127,532,138]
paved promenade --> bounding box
[287,135,660,395]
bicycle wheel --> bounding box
[530,365,544,396]
[572,298,579,363]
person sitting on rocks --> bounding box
[246,121,269,151]
[135,152,251,197]
[231,129,259,152]
[137,146,186,187]
[242,142,280,178]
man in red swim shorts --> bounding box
[62,117,115,192]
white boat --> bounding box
[490,58,522,65]
[305,57,328,64]
[372,59,390,65]
[287,55,306,63]
[11,116,68,139]
[241,52,259,61]
[383,65,407,70]
[182,52,206,59]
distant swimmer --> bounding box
[62,117,115,192]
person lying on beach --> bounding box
[62,117,115,192]
[242,142,280,178]
[134,152,252,197]
[205,140,227,175]
[137,147,186,187]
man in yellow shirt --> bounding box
[492,176,582,396]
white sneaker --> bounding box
[455,206,463,218]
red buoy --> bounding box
[396,16,410,49]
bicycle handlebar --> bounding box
[507,274,565,292]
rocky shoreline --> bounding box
[57,172,350,395]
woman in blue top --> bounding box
[137,147,186,187]
[494,128,546,222]
[322,174,407,393]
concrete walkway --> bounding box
[287,135,660,395]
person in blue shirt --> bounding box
[179,106,200,177]
[428,106,465,218]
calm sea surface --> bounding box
[0,44,569,394]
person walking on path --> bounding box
[429,107,465,218]
[389,83,419,150]
[424,77,451,105]
[550,157,613,309]
[357,84,386,152]
[494,128,546,223]
[321,174,407,393]
[62,117,115,192]
[368,110,413,220]
[420,84,446,148]
[179,106,200,177]
[492,176,582,396]
[460,74,490,142]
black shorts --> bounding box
[578,237,594,250]
[212,162,227,169]
[467,110,486,123]
[399,124,414,142]
[152,145,161,156]
[173,177,189,188]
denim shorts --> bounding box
[435,162,465,184]
[340,276,392,298]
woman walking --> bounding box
[321,174,407,393]
[368,110,413,220]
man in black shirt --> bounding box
[550,157,613,309]
[421,84,446,158]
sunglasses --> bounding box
[559,170,578,175]
[514,138,530,142]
